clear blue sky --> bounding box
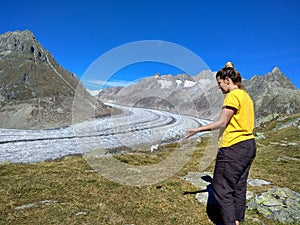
[1,0,300,89]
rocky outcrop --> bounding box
[0,30,78,100]
[182,172,300,224]
[0,30,112,129]
[244,67,300,125]
[247,187,300,224]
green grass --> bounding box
[0,114,299,225]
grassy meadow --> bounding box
[0,114,299,225]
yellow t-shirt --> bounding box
[218,89,255,147]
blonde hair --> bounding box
[224,61,234,69]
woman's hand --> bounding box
[182,106,235,141]
[182,128,200,141]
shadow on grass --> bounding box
[183,175,222,224]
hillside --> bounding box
[244,67,300,124]
[0,30,112,129]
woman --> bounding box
[184,62,256,225]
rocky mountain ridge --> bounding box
[244,67,300,124]
[97,68,300,125]
[1,30,299,129]
[0,30,112,129]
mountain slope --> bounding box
[97,68,300,124]
[244,67,300,124]
[0,30,111,129]
[98,71,223,120]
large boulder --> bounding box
[247,187,300,223]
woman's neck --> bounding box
[228,83,239,92]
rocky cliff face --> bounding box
[0,30,111,129]
[97,68,300,124]
[244,67,300,124]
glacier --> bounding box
[0,104,209,163]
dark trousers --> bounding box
[212,139,256,225]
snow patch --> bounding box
[158,80,173,89]
[87,89,102,96]
[176,80,182,87]
[184,80,196,88]
[198,79,213,89]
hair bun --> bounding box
[224,61,234,69]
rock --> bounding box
[195,192,210,204]
[273,118,300,131]
[279,142,298,147]
[248,179,272,187]
[277,156,300,162]
[255,132,266,140]
[246,191,254,200]
[247,217,266,225]
[15,202,37,210]
[269,141,281,145]
[268,141,299,148]
[75,211,88,216]
[287,142,298,146]
[40,200,58,205]
[256,143,265,147]
[247,187,300,223]
[181,172,213,190]
[56,107,64,114]
[15,199,58,210]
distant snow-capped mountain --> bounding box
[97,68,300,125]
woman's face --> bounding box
[216,77,229,94]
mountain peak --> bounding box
[0,29,112,129]
[3,30,34,36]
[267,67,296,89]
[272,67,281,73]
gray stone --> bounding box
[181,172,213,189]
[75,211,88,216]
[195,192,209,204]
[277,156,300,162]
[246,191,254,200]
[15,202,37,210]
[248,179,272,187]
[274,118,300,131]
[15,199,58,210]
[56,107,64,114]
[255,132,266,140]
[247,187,300,223]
